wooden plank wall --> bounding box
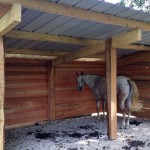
[5,58,149,127]
[55,62,105,119]
[118,62,150,119]
[5,58,49,127]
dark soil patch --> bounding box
[128,140,145,147]
[35,132,56,140]
[79,125,93,130]
[122,145,131,150]
[123,140,146,150]
[88,131,99,137]
[69,132,83,138]
[26,131,33,135]
[102,146,110,149]
[130,120,143,126]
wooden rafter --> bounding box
[112,29,141,48]
[5,48,67,56]
[0,0,150,30]
[52,29,141,66]
[118,44,150,51]
[0,3,21,36]
[5,30,99,45]
[5,53,56,60]
[52,40,105,66]
[118,52,150,66]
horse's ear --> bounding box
[81,71,83,75]
[76,72,79,76]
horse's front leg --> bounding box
[102,100,106,120]
[96,100,100,120]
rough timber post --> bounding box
[105,38,117,140]
[0,37,5,150]
[48,61,56,120]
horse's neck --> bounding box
[84,75,101,89]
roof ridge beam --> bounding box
[0,3,21,36]
[0,0,150,30]
[5,30,99,45]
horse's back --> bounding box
[98,76,130,101]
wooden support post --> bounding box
[105,38,117,140]
[48,61,56,120]
[0,37,5,150]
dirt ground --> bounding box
[5,115,150,150]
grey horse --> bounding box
[76,72,143,129]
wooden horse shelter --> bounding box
[0,0,150,149]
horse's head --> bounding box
[76,72,85,91]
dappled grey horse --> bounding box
[76,72,143,129]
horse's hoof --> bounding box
[125,125,130,129]
[103,117,107,120]
[120,126,125,129]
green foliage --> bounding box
[119,0,150,12]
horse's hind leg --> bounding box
[125,100,131,129]
[120,101,126,129]
[126,109,130,129]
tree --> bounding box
[119,0,150,12]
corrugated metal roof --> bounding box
[4,0,150,58]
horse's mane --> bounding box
[85,73,104,78]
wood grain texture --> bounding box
[0,37,5,150]
[0,4,11,18]
[106,38,117,140]
[55,62,105,119]
[5,59,48,127]
[118,62,150,119]
[5,58,150,129]
[0,3,21,36]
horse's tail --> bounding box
[128,79,143,112]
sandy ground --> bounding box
[5,115,150,150]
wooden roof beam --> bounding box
[5,30,99,45]
[5,48,67,57]
[52,40,105,66]
[0,0,150,30]
[112,29,141,48]
[52,29,141,66]
[0,4,11,18]
[118,44,150,51]
[0,3,21,36]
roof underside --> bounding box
[3,0,150,59]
